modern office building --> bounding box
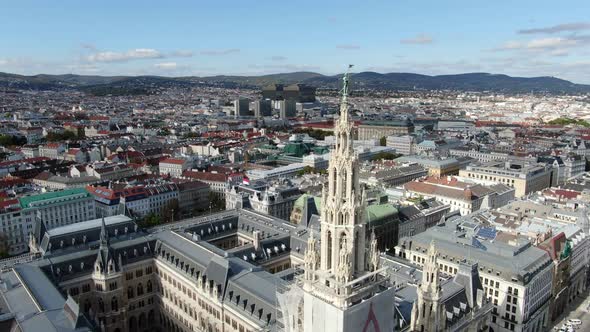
[262,83,316,102]
[252,99,272,118]
[246,163,307,181]
[386,135,420,155]
[278,99,297,119]
[357,119,414,140]
[233,98,250,117]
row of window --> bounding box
[125,266,153,280]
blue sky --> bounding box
[1,0,590,83]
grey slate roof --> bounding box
[0,266,94,331]
[398,219,552,284]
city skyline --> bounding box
[1,0,590,83]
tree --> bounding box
[548,118,590,127]
[379,136,387,146]
[208,192,225,211]
[161,199,180,223]
[293,128,330,140]
[297,166,315,176]
[0,135,27,147]
[371,151,401,161]
[296,166,327,176]
[46,131,77,142]
[183,132,200,139]
[0,232,10,259]
[141,213,161,227]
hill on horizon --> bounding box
[0,71,588,94]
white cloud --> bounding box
[336,44,361,50]
[246,63,321,74]
[0,59,7,66]
[550,49,569,57]
[527,37,577,49]
[154,62,178,69]
[170,50,193,57]
[492,36,584,52]
[199,48,240,56]
[86,48,164,62]
[518,22,590,34]
[400,34,433,45]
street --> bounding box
[551,290,590,331]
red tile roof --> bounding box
[160,158,188,165]
[182,170,228,182]
[67,148,81,155]
[0,157,50,168]
[33,171,54,181]
[0,199,20,211]
[542,188,580,200]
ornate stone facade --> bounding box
[301,67,395,332]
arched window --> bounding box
[339,232,347,250]
[147,280,153,293]
[127,286,134,299]
[326,231,333,269]
[332,170,337,195]
[137,283,144,296]
[341,170,347,195]
[354,232,361,271]
[98,299,105,313]
[138,313,146,328]
[129,316,137,332]
[148,310,155,324]
[111,296,118,312]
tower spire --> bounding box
[338,65,353,130]
[411,240,443,331]
[99,216,109,249]
[314,65,371,306]
[340,64,353,112]
[421,240,441,293]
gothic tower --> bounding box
[302,66,394,332]
[318,64,367,289]
[91,217,126,332]
[411,241,444,332]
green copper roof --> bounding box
[292,194,397,223]
[283,142,315,158]
[366,204,398,223]
[19,188,90,209]
[292,194,322,210]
